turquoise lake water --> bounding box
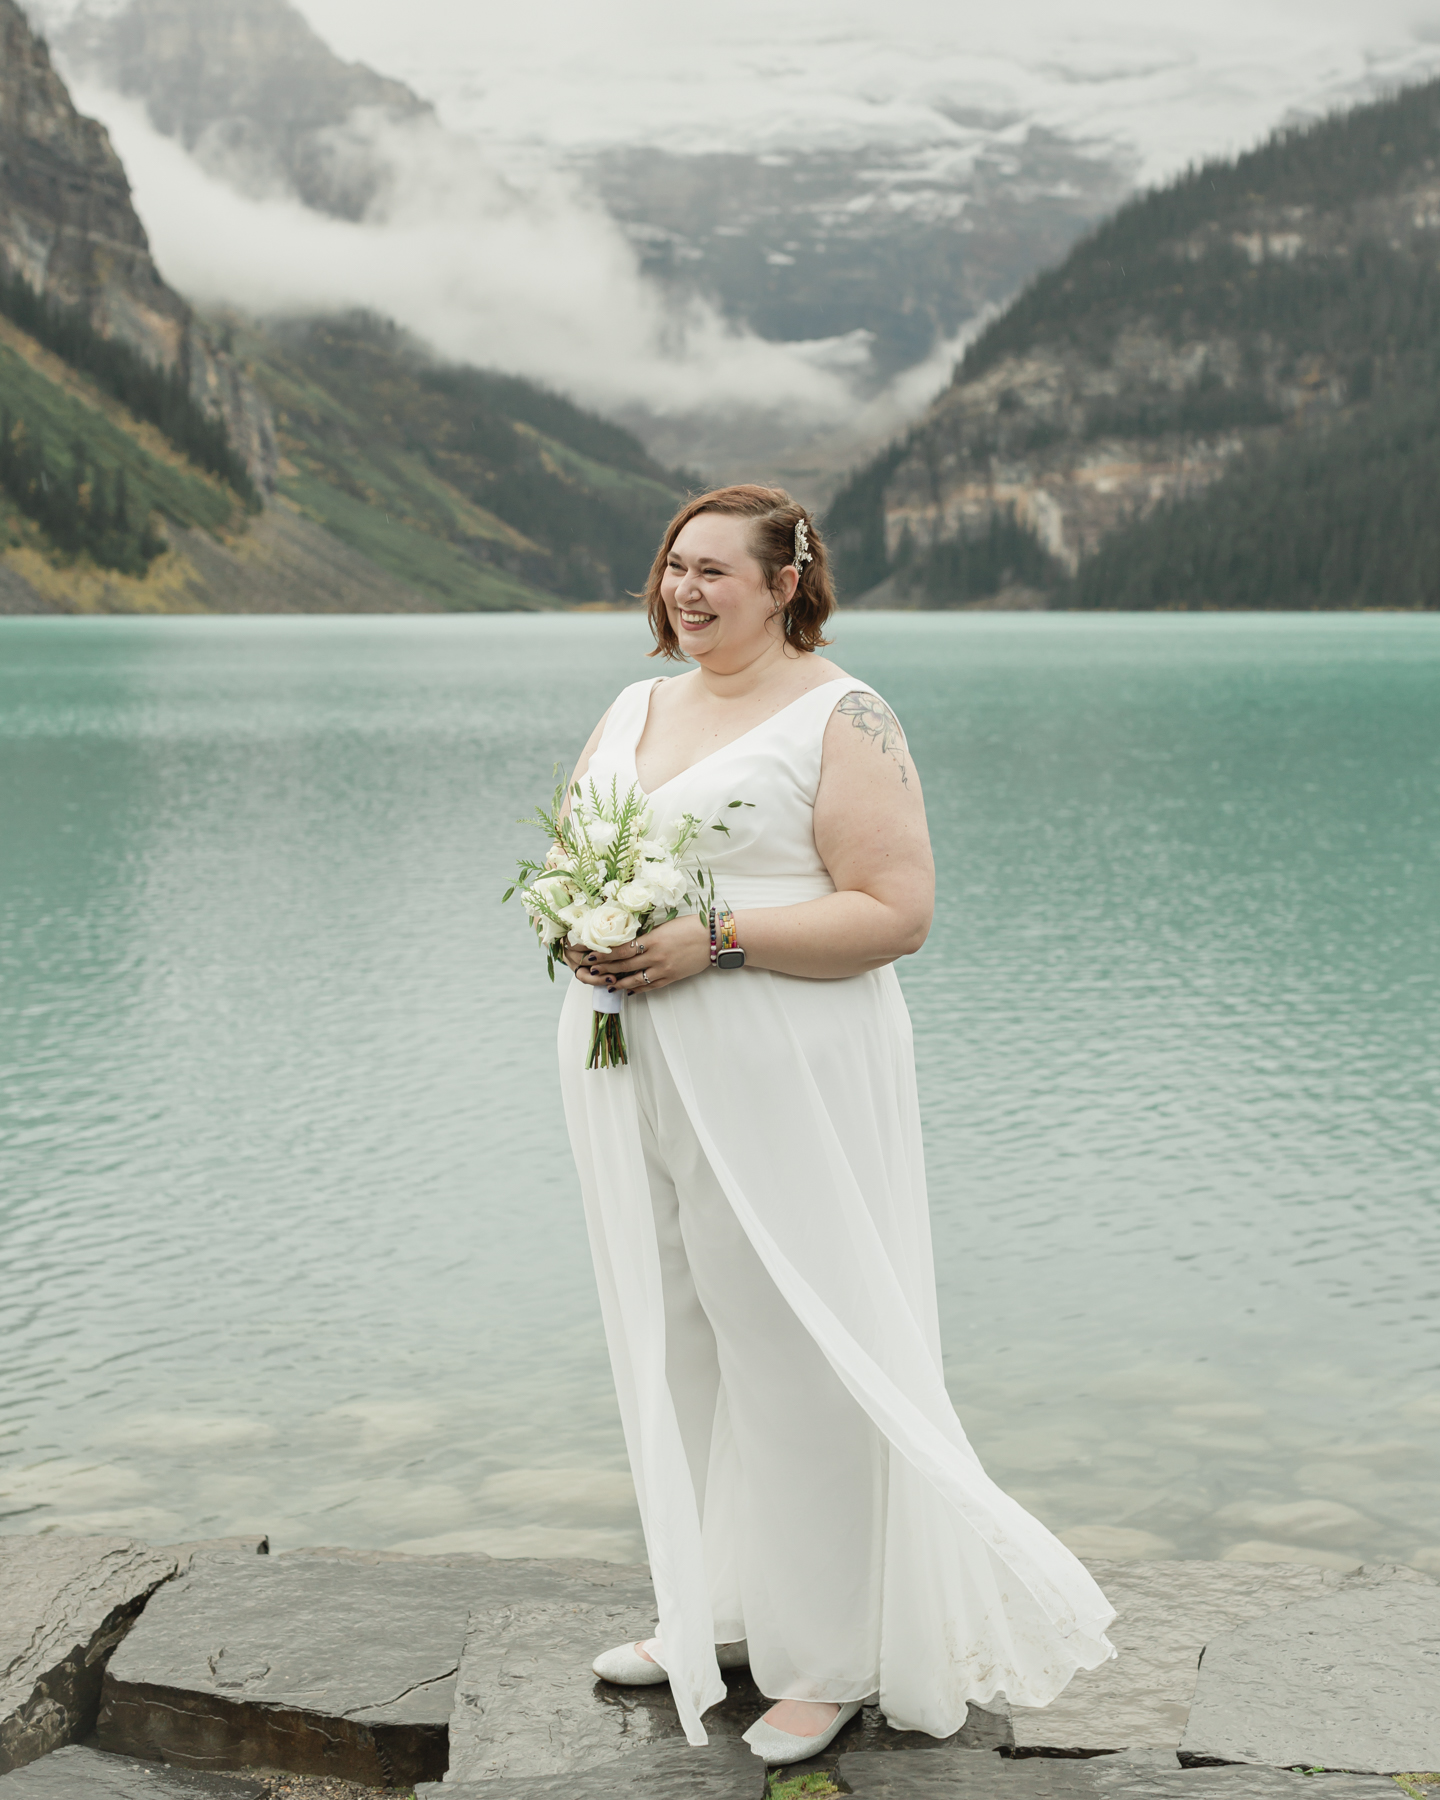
[1,613,1437,1573]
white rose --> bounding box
[614,877,659,914]
[637,836,670,863]
[641,859,690,907]
[581,818,619,850]
[571,902,640,952]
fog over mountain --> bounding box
[28,0,1440,498]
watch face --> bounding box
[716,948,746,970]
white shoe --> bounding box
[591,1638,750,1685]
[591,1640,669,1685]
[741,1697,868,1765]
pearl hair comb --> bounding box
[793,518,813,568]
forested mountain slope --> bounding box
[241,313,685,609]
[0,299,686,613]
[826,77,1440,609]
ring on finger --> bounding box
[641,968,651,986]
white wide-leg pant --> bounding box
[629,1000,884,1706]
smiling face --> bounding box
[660,512,798,669]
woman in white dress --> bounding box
[556,485,1115,1766]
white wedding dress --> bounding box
[559,675,1115,1746]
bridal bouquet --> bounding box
[505,773,740,1069]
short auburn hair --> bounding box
[644,484,835,660]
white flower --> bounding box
[614,877,659,914]
[637,836,670,863]
[640,858,690,907]
[581,817,619,850]
[543,842,573,873]
[531,873,580,912]
[571,902,640,952]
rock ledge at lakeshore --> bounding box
[0,1535,1434,1798]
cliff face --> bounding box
[0,1,184,346]
[827,77,1440,603]
[0,0,275,483]
[52,0,432,219]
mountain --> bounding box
[48,0,431,218]
[239,311,685,608]
[825,76,1440,610]
[588,132,1128,395]
[0,0,272,479]
[37,0,1131,500]
[0,0,685,613]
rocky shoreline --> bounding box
[0,1534,1436,1797]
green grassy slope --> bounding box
[0,334,236,536]
[239,313,685,611]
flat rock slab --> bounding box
[98,1551,657,1788]
[0,1536,182,1774]
[419,1739,765,1799]
[0,1745,264,1799]
[838,1749,1399,1798]
[1180,1581,1440,1773]
[442,1598,1007,1787]
[1011,1559,1430,1753]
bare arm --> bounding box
[594,691,935,992]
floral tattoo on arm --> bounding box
[837,691,910,788]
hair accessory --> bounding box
[793,518,812,569]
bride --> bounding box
[554,485,1114,1766]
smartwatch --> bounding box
[710,906,746,970]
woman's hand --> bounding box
[564,914,711,996]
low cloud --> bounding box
[76,80,873,430]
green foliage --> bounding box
[247,313,684,607]
[767,1774,841,1800]
[905,504,1064,605]
[1069,389,1440,610]
[959,76,1440,385]
[0,335,238,573]
[0,409,166,573]
[823,438,909,599]
[0,269,258,505]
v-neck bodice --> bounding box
[583,675,864,909]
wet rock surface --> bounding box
[419,1737,764,1798]
[0,1537,183,1775]
[1011,1558,1432,1753]
[1180,1580,1440,1773]
[441,1593,1010,1788]
[4,1543,1436,1795]
[97,1550,657,1788]
[0,1745,264,1798]
[837,1748,1399,1798]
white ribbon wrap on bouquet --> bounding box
[592,988,624,1014]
